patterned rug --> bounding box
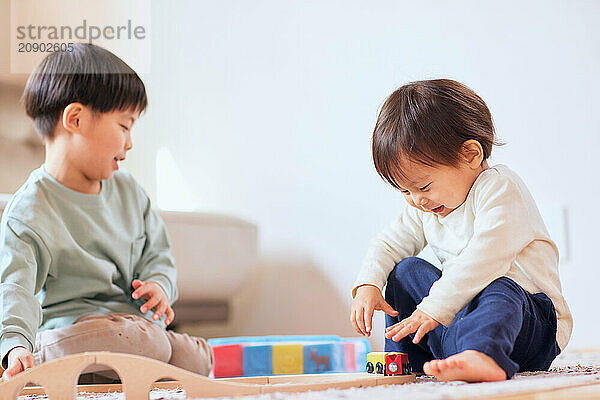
[17,350,600,400]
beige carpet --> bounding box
[17,350,600,400]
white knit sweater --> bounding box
[353,165,572,350]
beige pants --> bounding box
[32,313,213,382]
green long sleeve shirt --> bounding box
[0,166,178,368]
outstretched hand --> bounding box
[131,279,175,325]
[385,309,439,344]
[351,285,399,336]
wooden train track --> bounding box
[0,351,415,399]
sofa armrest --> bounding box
[159,211,258,323]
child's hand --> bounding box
[385,309,439,344]
[1,346,35,382]
[131,279,175,325]
[351,285,398,336]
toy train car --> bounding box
[366,352,411,376]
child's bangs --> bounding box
[376,148,442,190]
[373,125,452,190]
[85,70,148,116]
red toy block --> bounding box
[212,344,244,378]
[344,342,356,372]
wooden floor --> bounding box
[490,381,600,399]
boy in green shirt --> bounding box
[0,44,213,381]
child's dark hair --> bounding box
[372,79,501,189]
[22,43,147,138]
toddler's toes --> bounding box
[423,360,440,375]
[446,358,459,368]
[454,357,466,368]
[438,359,448,369]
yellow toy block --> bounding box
[272,344,304,374]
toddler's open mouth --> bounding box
[432,205,445,214]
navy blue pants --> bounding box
[384,257,560,378]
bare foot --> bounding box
[423,350,507,382]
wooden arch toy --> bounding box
[0,351,415,399]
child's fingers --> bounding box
[385,322,403,338]
[413,324,429,344]
[3,359,24,380]
[356,307,368,336]
[391,330,409,342]
[132,279,143,289]
[350,309,364,335]
[132,283,153,300]
[402,323,419,339]
[363,305,374,335]
[153,301,168,320]
[390,320,418,342]
[386,318,407,332]
[22,353,35,369]
[385,323,397,336]
[165,306,175,325]
[350,309,359,333]
[380,300,399,317]
[2,365,20,380]
[140,295,161,313]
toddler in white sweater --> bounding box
[351,79,572,382]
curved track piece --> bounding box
[0,351,415,399]
[0,353,96,400]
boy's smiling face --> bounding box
[394,141,488,218]
[395,162,477,218]
[81,109,138,180]
[45,104,140,194]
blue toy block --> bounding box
[243,345,273,376]
[303,343,344,373]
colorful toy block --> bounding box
[344,337,369,372]
[272,344,303,375]
[208,335,370,378]
[343,342,357,372]
[242,345,272,376]
[303,343,344,373]
[212,344,243,378]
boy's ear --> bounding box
[461,139,485,169]
[61,103,87,135]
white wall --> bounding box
[125,0,600,350]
